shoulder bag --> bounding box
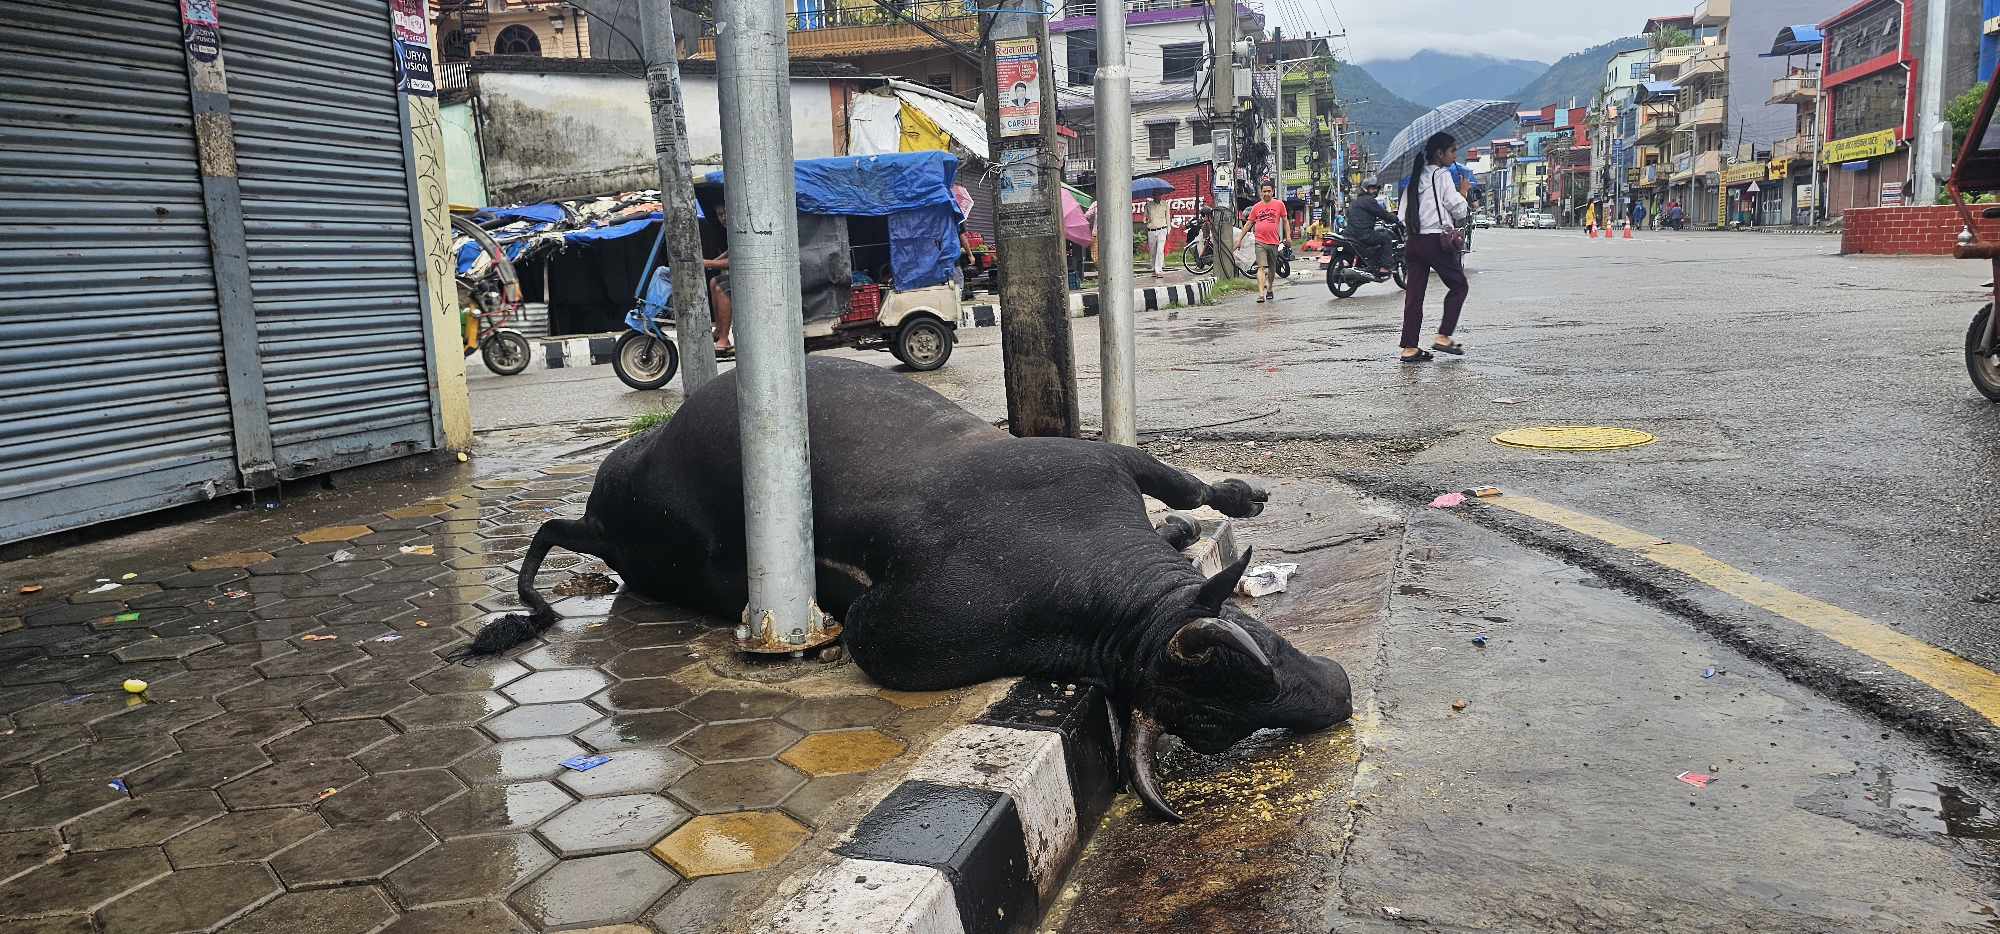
[1430,169,1465,252]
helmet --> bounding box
[1360,180,1382,193]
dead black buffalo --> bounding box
[476,357,1352,821]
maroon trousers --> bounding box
[1401,233,1469,348]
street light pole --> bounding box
[638,0,718,392]
[1095,0,1136,446]
[714,0,827,653]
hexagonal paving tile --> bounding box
[129,668,258,704]
[589,678,696,714]
[14,692,142,729]
[355,727,490,774]
[170,706,305,750]
[378,901,529,934]
[575,711,700,754]
[0,828,62,880]
[262,719,395,761]
[500,670,611,705]
[163,808,325,868]
[776,729,906,777]
[556,747,696,798]
[333,652,444,687]
[269,819,436,887]
[34,734,179,781]
[387,692,513,732]
[778,694,900,732]
[0,846,168,918]
[315,768,464,825]
[0,726,88,768]
[0,781,124,832]
[652,811,810,878]
[782,774,870,827]
[451,737,587,785]
[189,551,275,571]
[513,640,624,671]
[413,659,528,694]
[90,699,223,741]
[254,646,367,679]
[302,682,425,721]
[123,744,269,794]
[666,760,807,814]
[605,645,702,679]
[537,793,691,857]
[219,759,366,809]
[610,623,702,650]
[63,789,223,851]
[675,720,804,764]
[159,568,249,590]
[296,525,374,544]
[482,702,603,740]
[509,851,678,929]
[185,640,297,670]
[94,861,279,933]
[422,781,573,837]
[384,833,555,908]
[216,675,339,711]
[877,688,955,710]
[679,690,798,723]
[221,885,394,934]
[385,503,451,519]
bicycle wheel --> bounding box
[1182,244,1213,276]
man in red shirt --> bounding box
[1234,182,1290,302]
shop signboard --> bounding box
[1822,128,1898,164]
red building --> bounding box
[1818,0,1918,214]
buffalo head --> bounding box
[1124,549,1353,822]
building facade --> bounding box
[435,0,596,60]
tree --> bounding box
[1649,26,1692,51]
[1947,82,1990,160]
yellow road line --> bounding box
[1483,493,2000,724]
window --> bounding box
[1829,68,1907,140]
[927,73,953,92]
[1162,43,1202,82]
[1281,92,1298,118]
[441,29,471,61]
[1073,131,1095,159]
[1290,147,1304,169]
[1827,1,1901,75]
[1147,123,1177,160]
[1067,30,1097,86]
[1629,62,1647,79]
[494,24,541,55]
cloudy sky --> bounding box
[1276,0,1671,64]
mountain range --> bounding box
[1360,50,1548,108]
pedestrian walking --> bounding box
[1234,182,1290,303]
[1145,193,1172,278]
[1631,199,1647,231]
[1397,132,1470,362]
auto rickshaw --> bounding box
[612,152,964,390]
[448,209,532,376]
[1946,60,2000,401]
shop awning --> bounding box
[1763,25,1823,58]
[1636,81,1680,104]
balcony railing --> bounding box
[1772,134,1817,160]
[1768,74,1817,105]
[693,0,978,58]
[699,0,974,35]
[1060,0,1207,16]
[1635,114,1678,144]
[1679,97,1724,128]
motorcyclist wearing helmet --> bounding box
[1345,181,1401,274]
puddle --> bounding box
[550,572,618,597]
[1803,764,2000,846]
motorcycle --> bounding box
[1946,59,2000,402]
[1323,222,1408,299]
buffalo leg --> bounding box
[1113,448,1269,518]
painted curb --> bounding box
[959,279,1214,330]
[529,334,619,371]
[759,520,1240,934]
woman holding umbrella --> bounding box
[1398,132,1471,362]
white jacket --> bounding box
[1413,165,1469,235]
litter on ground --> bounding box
[561,754,612,772]
[85,582,120,594]
[1236,563,1300,598]
[301,634,337,642]
[113,612,140,623]
[122,679,148,694]
[1430,492,1467,508]
[1677,771,1714,788]
[17,585,41,594]
[399,545,434,556]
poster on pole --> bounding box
[995,39,1041,138]
[179,0,221,63]
[389,0,437,97]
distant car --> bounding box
[1525,212,1557,229]
[1471,212,1494,229]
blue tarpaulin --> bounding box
[1764,25,1824,57]
[564,214,661,244]
[706,152,962,289]
[474,204,568,225]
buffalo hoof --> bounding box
[1210,479,1269,518]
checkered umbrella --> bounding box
[1374,99,1517,183]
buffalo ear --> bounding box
[1194,547,1254,613]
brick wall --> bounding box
[1841,205,2000,255]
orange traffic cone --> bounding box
[1623,221,1634,240]
[1587,226,1598,239]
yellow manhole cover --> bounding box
[1493,426,1657,451]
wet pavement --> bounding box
[0,460,991,933]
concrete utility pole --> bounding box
[1208,0,1243,277]
[1913,0,1951,204]
[982,0,1079,437]
[1095,0,1136,446]
[639,0,718,392]
[713,0,829,654]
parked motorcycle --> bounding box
[1323,223,1408,299]
[1946,58,2000,401]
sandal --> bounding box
[1399,350,1434,363]
[1255,295,1266,304]
[1431,341,1465,355]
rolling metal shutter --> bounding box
[225,0,438,478]
[0,1,242,540]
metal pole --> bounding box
[714,0,826,653]
[1914,0,1949,204]
[1096,0,1136,446]
[639,0,718,392]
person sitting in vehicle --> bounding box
[1345,181,1401,274]
[703,202,735,356]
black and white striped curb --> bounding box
[959,278,1214,330]
[762,515,1240,934]
[524,335,618,371]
